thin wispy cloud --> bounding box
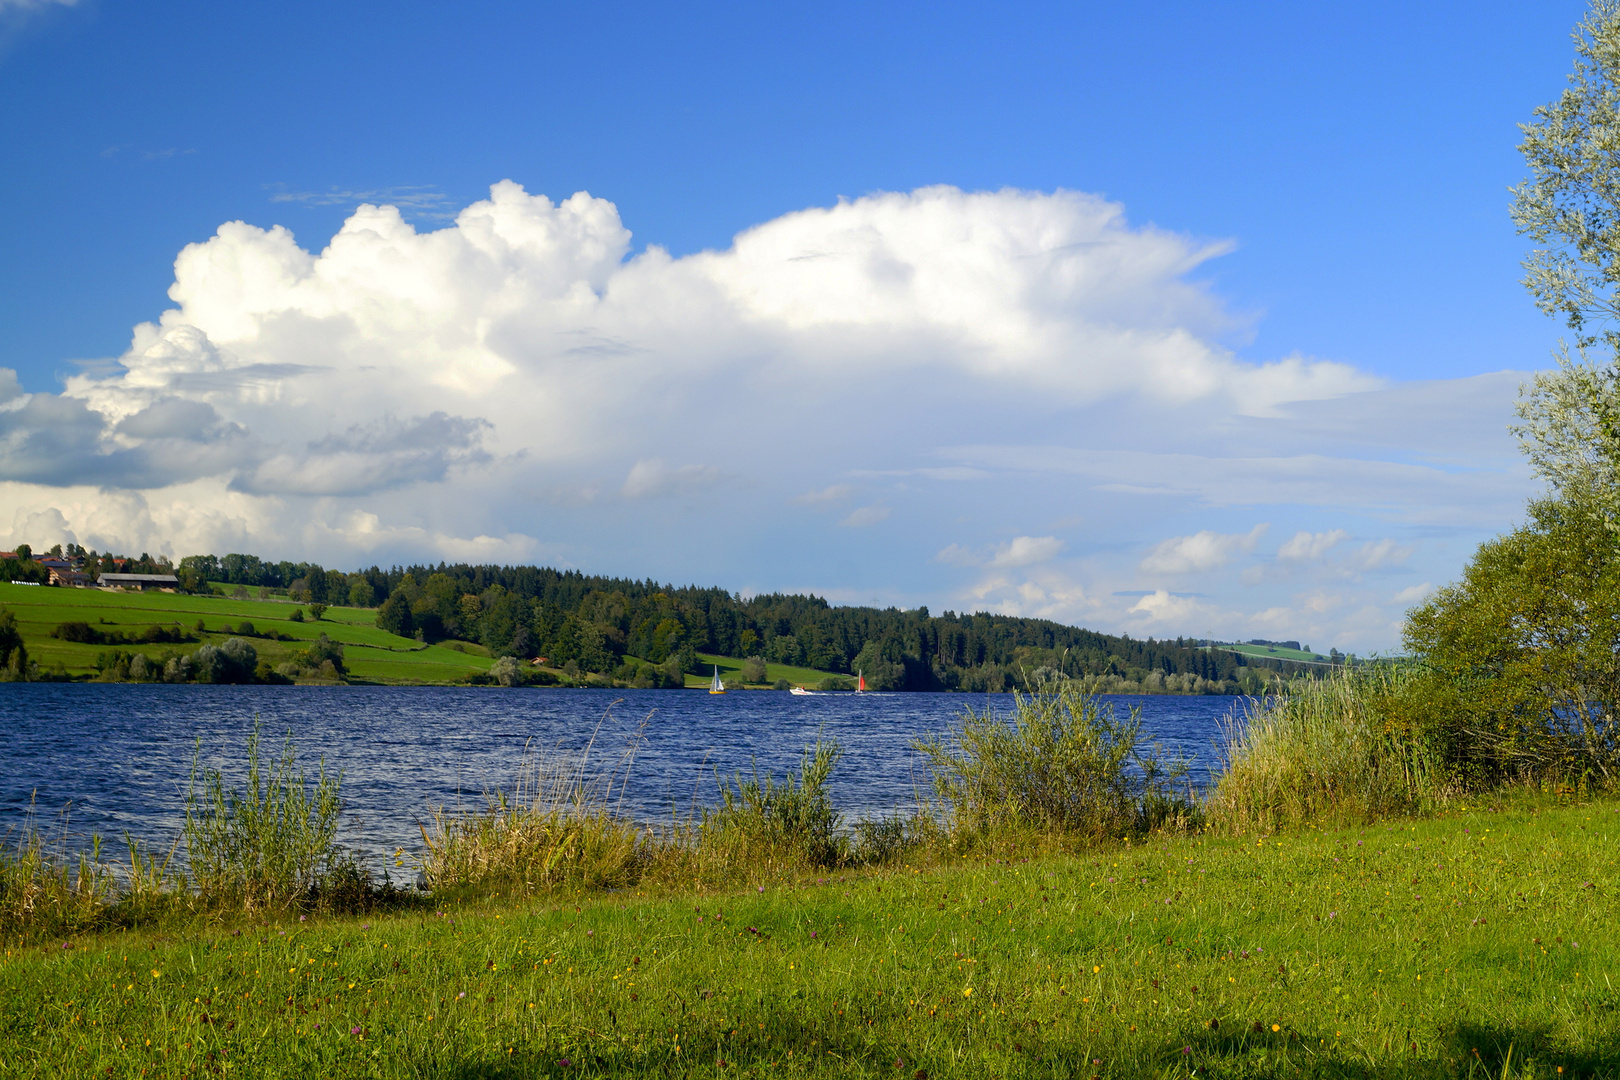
[264,184,459,219]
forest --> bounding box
[170,552,1309,693]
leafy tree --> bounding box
[307,603,328,621]
[1395,4,1620,787]
[1514,0,1620,352]
[376,592,414,639]
[347,578,376,608]
[741,656,768,683]
[0,608,27,678]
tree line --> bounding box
[172,553,1310,693]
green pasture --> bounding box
[0,581,492,684]
[692,653,846,690]
[1211,643,1332,665]
[4,797,1617,1077]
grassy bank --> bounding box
[4,798,1616,1078]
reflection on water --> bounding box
[0,685,1244,864]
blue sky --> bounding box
[0,0,1593,651]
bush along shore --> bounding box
[5,682,1620,1078]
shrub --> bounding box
[917,682,1194,840]
[490,656,523,686]
[191,638,258,684]
[701,741,848,868]
[182,723,348,911]
[1403,496,1620,787]
[0,608,25,678]
[740,656,767,683]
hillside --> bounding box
[2,549,1327,690]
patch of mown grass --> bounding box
[5,799,1620,1077]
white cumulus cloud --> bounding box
[989,535,1065,568]
[1277,529,1348,562]
[0,181,1533,650]
[1140,524,1268,574]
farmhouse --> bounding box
[98,572,180,592]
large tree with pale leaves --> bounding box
[1512,0,1620,508]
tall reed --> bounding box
[416,711,648,892]
[698,740,849,869]
[917,681,1196,842]
[1207,666,1443,832]
[0,801,119,939]
[182,722,348,910]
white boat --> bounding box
[708,665,726,695]
[789,686,815,696]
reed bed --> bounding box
[917,682,1199,844]
[415,715,650,893]
[1208,667,1445,833]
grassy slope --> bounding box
[1213,643,1332,665]
[0,582,492,684]
[690,653,845,690]
[6,798,1618,1078]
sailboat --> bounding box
[708,665,726,695]
[855,669,866,694]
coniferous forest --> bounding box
[171,553,1314,693]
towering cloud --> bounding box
[0,183,1531,649]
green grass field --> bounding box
[2,796,1614,1077]
[1211,643,1332,665]
[0,581,494,684]
[691,653,847,690]
[0,583,851,688]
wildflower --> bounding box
[963,987,973,997]
[1181,1046,1192,1055]
[351,1026,362,1035]
[300,915,307,922]
[1272,1024,1280,1032]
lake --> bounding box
[0,685,1248,866]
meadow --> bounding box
[2,797,1614,1078]
[0,583,853,688]
[1209,643,1332,666]
[4,679,1618,1077]
[693,654,846,691]
[0,581,496,685]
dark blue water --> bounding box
[0,686,1244,864]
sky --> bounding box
[0,0,1594,652]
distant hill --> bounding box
[161,553,1319,694]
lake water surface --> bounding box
[0,686,1247,865]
